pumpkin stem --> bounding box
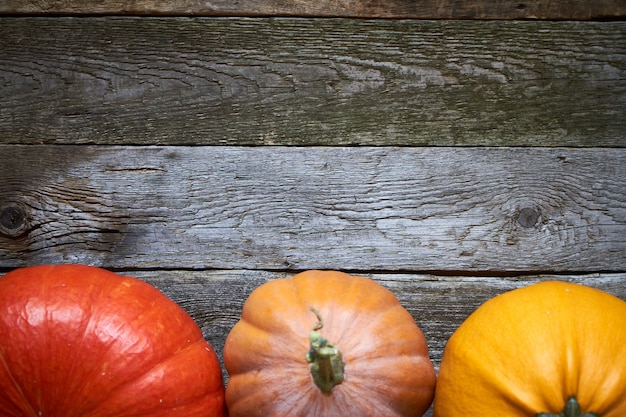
[537,397,597,417]
[305,307,345,394]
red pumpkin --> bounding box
[223,270,436,416]
[0,264,226,417]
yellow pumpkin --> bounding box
[433,280,626,417]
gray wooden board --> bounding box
[107,269,626,417]
[1,0,625,20]
[1,267,623,415]
[130,270,626,368]
[95,270,626,417]
[1,18,625,146]
[1,145,624,272]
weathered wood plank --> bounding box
[1,267,623,415]
[1,145,624,272]
[1,0,624,20]
[131,270,626,367]
[1,17,624,146]
[145,270,626,417]
[120,269,626,417]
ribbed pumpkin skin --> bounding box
[434,280,626,417]
[0,264,226,417]
[223,270,436,417]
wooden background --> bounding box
[1,1,625,415]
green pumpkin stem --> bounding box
[305,307,345,393]
[537,397,597,417]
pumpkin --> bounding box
[0,264,226,417]
[223,270,436,417]
[433,280,626,417]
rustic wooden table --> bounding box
[1,2,625,416]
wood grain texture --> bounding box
[1,0,624,20]
[1,145,624,272]
[1,17,624,146]
[0,8,623,415]
[0,266,623,415]
[131,270,626,367]
[125,269,626,417]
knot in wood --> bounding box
[0,202,29,238]
[517,207,540,228]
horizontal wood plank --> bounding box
[1,267,623,415]
[1,145,624,272]
[130,270,626,367]
[1,17,624,146]
[1,0,624,20]
[103,269,626,417]
[139,271,626,417]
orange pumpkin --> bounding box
[223,270,436,417]
[434,280,626,417]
